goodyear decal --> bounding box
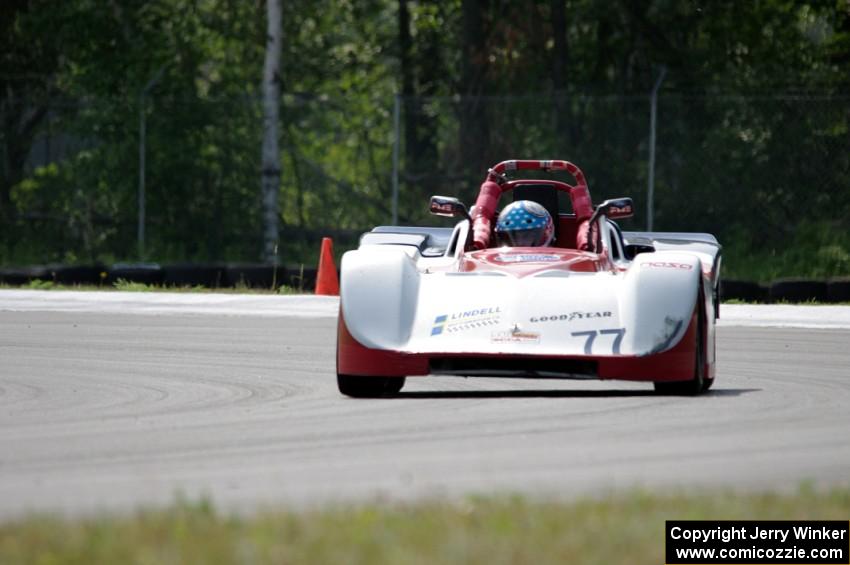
[430,307,501,336]
[529,311,612,323]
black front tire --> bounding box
[337,374,406,398]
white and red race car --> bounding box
[337,160,721,396]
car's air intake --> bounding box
[429,356,598,379]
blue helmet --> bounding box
[495,200,555,247]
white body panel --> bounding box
[341,237,709,359]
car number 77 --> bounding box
[571,328,626,354]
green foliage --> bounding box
[1,0,848,277]
[112,278,151,292]
[25,279,54,290]
[723,219,850,281]
[1,487,848,565]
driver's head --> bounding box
[495,200,555,247]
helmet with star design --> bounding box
[494,200,555,247]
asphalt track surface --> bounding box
[1,293,849,518]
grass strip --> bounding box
[1,487,848,565]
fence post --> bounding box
[138,66,166,260]
[391,93,400,226]
[647,65,666,232]
[138,93,146,260]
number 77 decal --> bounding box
[571,328,626,354]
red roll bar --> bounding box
[471,160,594,250]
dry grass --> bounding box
[1,487,848,565]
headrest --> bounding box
[512,184,560,240]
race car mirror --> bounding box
[429,196,471,221]
[604,197,634,219]
[589,197,634,224]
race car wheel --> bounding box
[337,374,406,398]
[654,290,706,396]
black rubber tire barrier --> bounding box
[0,266,50,285]
[46,264,107,286]
[106,264,164,286]
[769,278,829,303]
[224,264,288,289]
[2,263,317,290]
[162,264,226,288]
[720,279,768,303]
[827,278,850,303]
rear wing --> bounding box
[359,226,454,257]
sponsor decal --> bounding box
[430,314,448,335]
[641,261,694,270]
[491,324,540,344]
[430,307,501,336]
[430,201,454,214]
[495,253,561,263]
[529,311,612,323]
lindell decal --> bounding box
[431,307,502,336]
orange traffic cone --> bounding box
[315,237,339,295]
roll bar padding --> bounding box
[472,160,593,249]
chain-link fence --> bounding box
[394,93,850,235]
[3,90,848,269]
